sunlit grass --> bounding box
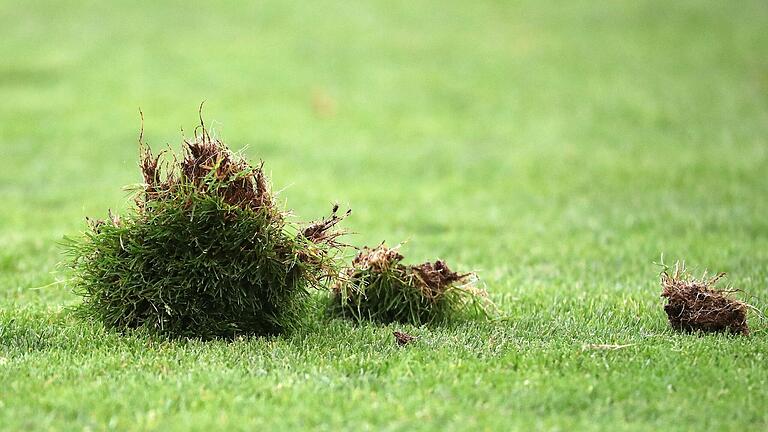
[1,0,767,430]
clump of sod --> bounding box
[329,243,488,324]
[660,262,750,335]
[65,118,347,339]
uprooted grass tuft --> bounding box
[329,243,490,324]
[660,262,750,335]
[64,118,347,339]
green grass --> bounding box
[2,0,767,430]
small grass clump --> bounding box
[64,120,346,339]
[329,243,488,324]
[660,262,750,335]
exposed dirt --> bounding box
[350,243,404,273]
[140,132,272,212]
[393,331,416,346]
[411,260,471,300]
[660,264,749,335]
[135,108,347,250]
[302,203,351,247]
[348,243,471,299]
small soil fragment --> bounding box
[660,263,749,335]
[393,331,416,346]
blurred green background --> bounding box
[1,1,767,430]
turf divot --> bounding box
[329,242,489,324]
[64,114,347,339]
[660,262,750,335]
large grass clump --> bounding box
[64,124,346,339]
[329,243,489,324]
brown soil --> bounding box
[351,243,404,273]
[135,108,347,252]
[393,331,416,346]
[139,132,272,212]
[660,264,749,335]
[347,243,472,299]
[302,204,351,246]
[410,260,471,300]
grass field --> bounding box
[2,1,768,430]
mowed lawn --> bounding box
[2,1,767,430]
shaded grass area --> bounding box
[1,0,768,430]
